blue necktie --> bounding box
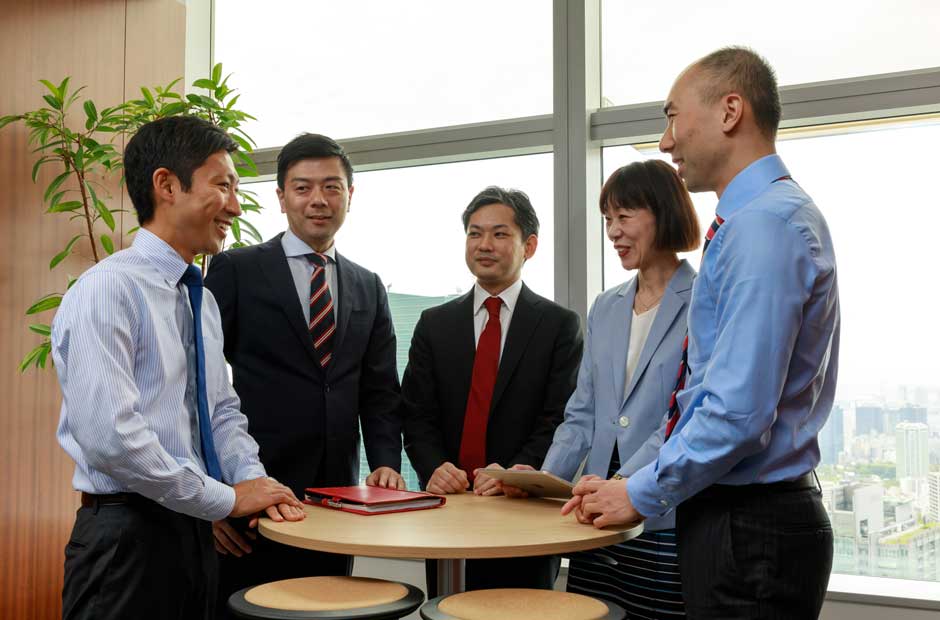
[180,265,223,481]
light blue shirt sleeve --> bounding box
[53,270,236,521]
[628,209,820,517]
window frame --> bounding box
[193,0,940,607]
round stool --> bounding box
[228,576,425,619]
[419,589,625,620]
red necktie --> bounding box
[459,296,502,478]
[664,215,724,440]
[307,252,335,368]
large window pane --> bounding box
[602,1,940,107]
[215,1,552,147]
[603,117,940,585]
[235,154,554,488]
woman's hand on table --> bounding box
[427,462,469,494]
[472,463,504,496]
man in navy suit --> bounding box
[205,133,404,618]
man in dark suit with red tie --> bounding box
[402,186,583,595]
[205,133,404,618]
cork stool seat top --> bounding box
[229,576,425,620]
[420,589,626,620]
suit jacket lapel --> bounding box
[454,291,477,405]
[610,280,635,407]
[621,261,696,406]
[257,234,319,368]
[329,252,356,370]
[491,284,542,411]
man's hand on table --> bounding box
[427,462,469,494]
[217,477,306,556]
[365,466,407,490]
[561,475,645,528]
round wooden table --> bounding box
[260,492,643,595]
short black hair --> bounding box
[600,159,700,253]
[462,186,539,239]
[124,115,237,225]
[695,46,781,140]
[276,133,353,190]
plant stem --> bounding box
[75,168,99,263]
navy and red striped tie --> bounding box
[307,253,335,368]
[663,215,724,440]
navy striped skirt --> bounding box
[564,449,685,618]
[566,529,685,618]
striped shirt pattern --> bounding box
[52,228,266,521]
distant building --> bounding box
[820,405,844,465]
[358,290,460,489]
[929,472,940,523]
[856,405,885,436]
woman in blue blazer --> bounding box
[542,159,700,617]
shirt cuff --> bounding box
[627,462,675,518]
[199,477,237,521]
[232,464,267,486]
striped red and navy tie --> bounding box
[663,215,724,440]
[307,253,335,368]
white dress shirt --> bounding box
[282,228,338,324]
[472,279,523,360]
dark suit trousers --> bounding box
[676,481,833,619]
[62,496,217,620]
[425,556,561,599]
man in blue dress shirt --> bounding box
[564,47,840,618]
[52,116,305,620]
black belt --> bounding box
[694,472,819,500]
[80,492,138,509]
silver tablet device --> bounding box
[477,469,575,499]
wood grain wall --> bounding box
[0,1,185,617]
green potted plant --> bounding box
[1,63,264,371]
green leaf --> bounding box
[160,101,187,116]
[39,79,59,97]
[31,155,53,182]
[43,169,71,203]
[211,63,222,84]
[43,94,61,110]
[94,198,115,231]
[100,234,114,255]
[0,114,23,130]
[26,294,62,314]
[50,234,82,269]
[67,276,78,290]
[18,343,49,373]
[230,217,241,241]
[28,323,51,336]
[141,86,155,106]
[237,217,262,243]
[192,78,216,90]
[83,100,98,129]
[126,225,140,235]
[37,344,50,368]
[58,77,71,98]
[229,133,252,152]
[49,200,83,213]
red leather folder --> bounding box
[304,485,446,516]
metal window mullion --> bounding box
[553,0,601,321]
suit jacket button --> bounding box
[618,416,630,428]
[324,384,330,393]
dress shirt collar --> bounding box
[281,228,337,263]
[473,278,523,315]
[716,154,791,220]
[134,227,190,287]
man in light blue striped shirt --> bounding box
[53,116,305,620]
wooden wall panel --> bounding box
[0,1,185,617]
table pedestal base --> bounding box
[436,558,465,596]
